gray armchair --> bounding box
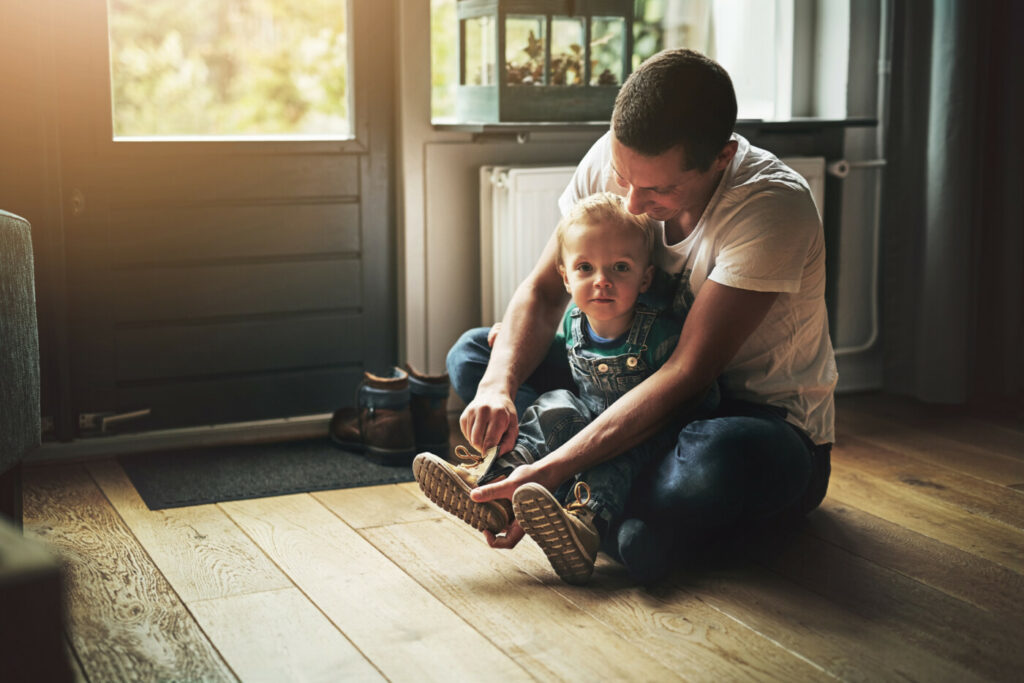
[0,209,41,528]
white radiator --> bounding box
[479,157,825,325]
[479,165,576,324]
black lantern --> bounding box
[456,0,634,122]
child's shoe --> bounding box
[513,481,600,585]
[412,446,513,533]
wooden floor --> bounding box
[23,392,1024,682]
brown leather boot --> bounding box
[405,363,450,456]
[330,367,416,466]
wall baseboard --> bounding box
[30,414,331,464]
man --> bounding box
[447,49,836,581]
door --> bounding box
[54,0,396,435]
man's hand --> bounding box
[471,463,563,549]
[460,390,519,455]
[483,520,525,549]
[470,461,558,502]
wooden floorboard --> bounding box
[837,407,1024,486]
[403,488,834,682]
[827,461,1024,573]
[758,524,1022,680]
[23,465,236,682]
[666,568,985,683]
[833,435,1024,530]
[361,517,680,681]
[839,394,1024,464]
[21,392,1024,682]
[63,634,88,683]
[805,498,1024,616]
[219,493,531,682]
[86,459,383,682]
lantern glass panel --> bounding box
[590,16,625,85]
[463,15,496,85]
[505,15,546,85]
[550,16,585,86]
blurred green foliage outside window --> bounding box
[108,0,350,139]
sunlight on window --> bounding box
[635,0,791,120]
[431,0,457,120]
[108,0,351,139]
[432,0,811,123]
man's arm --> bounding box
[461,231,570,454]
[473,280,780,497]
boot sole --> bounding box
[513,483,596,585]
[412,453,511,533]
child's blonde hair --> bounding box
[555,192,657,265]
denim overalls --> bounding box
[567,305,660,415]
[511,304,713,524]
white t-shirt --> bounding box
[559,132,837,444]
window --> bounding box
[635,0,796,120]
[431,0,458,120]
[108,0,351,139]
[431,0,846,122]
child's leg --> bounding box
[487,388,593,488]
[512,389,592,464]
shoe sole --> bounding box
[412,453,511,533]
[513,483,596,585]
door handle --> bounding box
[79,408,152,434]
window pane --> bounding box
[431,0,457,118]
[550,16,584,86]
[108,0,350,139]
[465,14,497,85]
[633,0,790,120]
[506,15,546,85]
[590,16,625,85]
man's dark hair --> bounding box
[612,49,737,172]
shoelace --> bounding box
[454,445,485,468]
[566,480,592,513]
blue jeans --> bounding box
[513,389,687,525]
[447,327,831,578]
[447,327,576,419]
